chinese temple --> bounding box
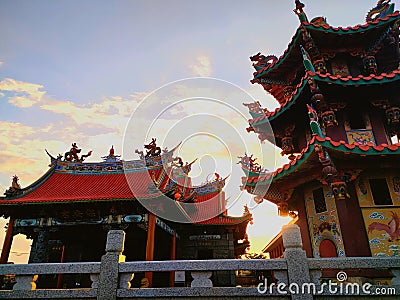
[242,0,400,261]
[0,140,251,288]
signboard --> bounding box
[189,235,221,241]
[155,217,179,238]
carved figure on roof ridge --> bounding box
[64,143,92,163]
[366,0,394,22]
[4,175,22,197]
[250,53,278,70]
[293,0,308,23]
[144,138,162,158]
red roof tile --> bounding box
[1,162,251,226]
[2,170,162,205]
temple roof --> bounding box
[248,69,400,128]
[251,8,399,105]
[1,150,250,227]
[0,167,165,205]
[241,135,400,203]
[252,11,399,81]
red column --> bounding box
[56,245,66,288]
[0,219,15,264]
[169,230,176,287]
[145,213,156,287]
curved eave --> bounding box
[248,69,400,128]
[252,12,399,80]
[2,165,57,201]
[311,70,400,85]
[253,28,302,79]
[244,136,400,186]
[303,12,399,34]
[194,213,252,226]
[249,75,308,126]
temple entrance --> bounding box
[319,239,338,258]
[124,223,174,287]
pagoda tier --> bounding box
[242,135,400,203]
[247,69,400,153]
[250,6,399,105]
[241,135,400,259]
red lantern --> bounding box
[174,193,181,200]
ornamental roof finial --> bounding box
[102,145,121,162]
[294,0,308,23]
[366,0,394,22]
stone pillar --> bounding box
[169,229,176,287]
[97,230,125,300]
[282,224,312,300]
[227,230,236,286]
[0,218,15,264]
[28,228,49,263]
[145,213,156,287]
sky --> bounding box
[0,0,395,263]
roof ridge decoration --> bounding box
[4,175,22,198]
[64,143,92,163]
[195,173,229,195]
[237,153,269,177]
[101,145,121,162]
[29,139,184,177]
[250,53,278,72]
[366,0,395,22]
[294,0,308,23]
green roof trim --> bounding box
[249,70,400,128]
[244,136,400,187]
[250,77,308,127]
[303,12,399,35]
[312,71,400,86]
[253,12,399,80]
[253,29,302,79]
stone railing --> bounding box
[0,225,399,300]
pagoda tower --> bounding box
[242,0,400,259]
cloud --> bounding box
[8,96,38,108]
[40,93,146,130]
[189,55,212,77]
[0,78,46,108]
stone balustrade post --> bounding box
[392,268,400,286]
[13,275,38,291]
[191,271,213,287]
[282,224,313,300]
[97,230,126,300]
